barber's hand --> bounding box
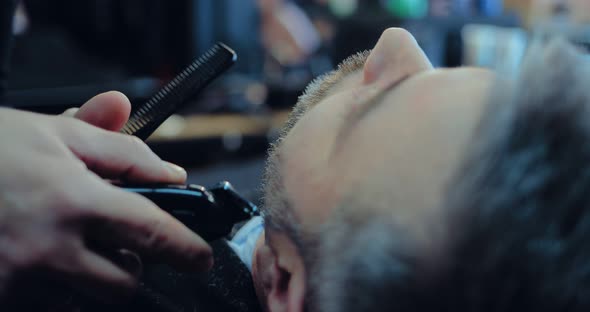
[0,92,213,302]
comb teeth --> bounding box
[121,43,237,140]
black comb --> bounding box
[121,43,237,140]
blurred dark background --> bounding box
[3,0,589,204]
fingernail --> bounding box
[164,161,187,181]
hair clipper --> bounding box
[116,43,258,240]
[119,181,258,241]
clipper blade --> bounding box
[121,43,237,140]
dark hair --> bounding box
[307,38,590,311]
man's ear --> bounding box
[265,234,306,312]
[267,257,305,312]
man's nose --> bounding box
[363,27,433,86]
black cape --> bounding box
[5,240,262,312]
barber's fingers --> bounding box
[73,91,131,132]
[56,117,186,184]
[64,249,136,302]
[87,182,213,272]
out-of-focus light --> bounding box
[155,114,186,138]
[480,0,504,17]
[383,0,428,19]
[12,2,28,35]
[245,82,268,107]
[223,130,243,152]
[328,0,358,18]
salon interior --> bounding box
[5,0,590,206]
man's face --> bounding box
[258,28,497,311]
[279,28,494,233]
